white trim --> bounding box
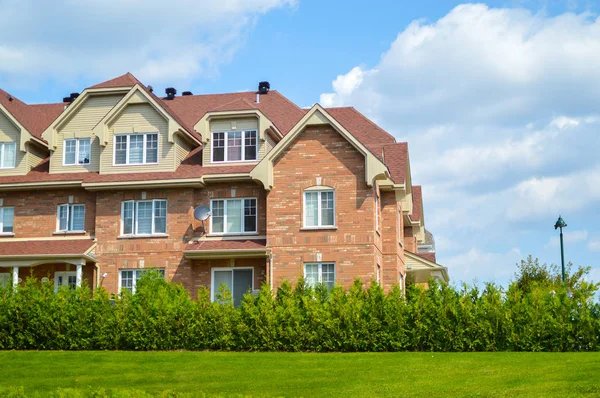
[120,199,167,237]
[62,138,92,166]
[113,132,159,166]
[303,262,336,289]
[211,130,258,163]
[56,203,86,233]
[118,268,166,294]
[54,271,77,292]
[209,197,257,235]
[303,189,336,228]
[210,266,254,302]
[0,142,16,169]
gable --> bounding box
[59,95,124,134]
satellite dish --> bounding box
[194,206,212,221]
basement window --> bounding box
[304,263,335,290]
[119,268,166,294]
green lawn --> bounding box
[0,351,599,397]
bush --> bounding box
[0,259,598,352]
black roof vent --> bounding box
[70,92,80,101]
[182,91,193,96]
[165,87,177,100]
[63,97,73,103]
[147,85,154,93]
[258,81,270,95]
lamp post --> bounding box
[554,215,567,287]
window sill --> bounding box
[207,232,259,237]
[0,233,15,237]
[53,231,86,236]
[112,162,160,167]
[118,234,169,240]
[300,226,338,231]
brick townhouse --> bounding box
[0,73,448,304]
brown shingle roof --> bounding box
[411,185,422,222]
[415,251,436,263]
[0,239,95,257]
[89,72,141,89]
[383,142,408,184]
[185,239,266,251]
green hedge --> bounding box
[0,263,598,352]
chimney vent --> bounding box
[165,87,177,100]
[258,81,270,95]
[70,93,80,101]
[147,85,153,93]
[182,91,193,96]
[63,97,73,103]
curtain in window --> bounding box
[226,199,242,233]
[78,140,91,164]
[115,136,127,165]
[136,201,153,234]
[122,202,134,235]
[146,134,158,163]
[129,135,144,164]
[212,200,224,233]
[213,270,232,299]
[4,143,15,168]
[305,192,318,227]
[154,200,167,233]
[2,208,13,233]
[321,263,335,290]
[227,131,242,161]
[64,140,77,165]
[71,205,85,231]
[304,264,319,288]
[58,205,69,231]
[321,191,334,226]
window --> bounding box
[211,268,253,307]
[0,273,9,289]
[375,193,380,232]
[114,133,158,165]
[121,199,167,236]
[304,263,335,290]
[212,130,257,162]
[119,268,165,294]
[0,142,16,168]
[210,198,257,234]
[304,190,335,228]
[0,207,14,234]
[54,271,77,292]
[63,138,91,165]
[57,204,85,232]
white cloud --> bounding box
[545,229,588,249]
[0,0,295,87]
[444,247,523,284]
[588,240,600,252]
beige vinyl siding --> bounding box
[203,117,265,167]
[50,94,122,174]
[265,134,277,154]
[0,111,27,176]
[27,143,47,171]
[102,103,173,174]
[174,134,193,167]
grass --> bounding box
[0,351,599,397]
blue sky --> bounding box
[1,0,598,286]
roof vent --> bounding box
[258,81,270,95]
[70,93,80,101]
[165,87,177,100]
[147,85,154,93]
[63,97,73,103]
[182,91,193,96]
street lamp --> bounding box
[554,215,567,287]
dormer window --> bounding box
[212,130,257,162]
[114,133,158,165]
[0,142,16,169]
[64,139,91,166]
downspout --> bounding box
[268,249,273,292]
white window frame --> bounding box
[113,133,159,166]
[304,262,336,289]
[120,199,167,237]
[303,189,336,229]
[209,198,258,235]
[54,271,77,292]
[211,130,258,163]
[0,142,16,169]
[0,207,14,234]
[63,138,92,166]
[210,267,254,302]
[56,204,86,232]
[118,268,166,294]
